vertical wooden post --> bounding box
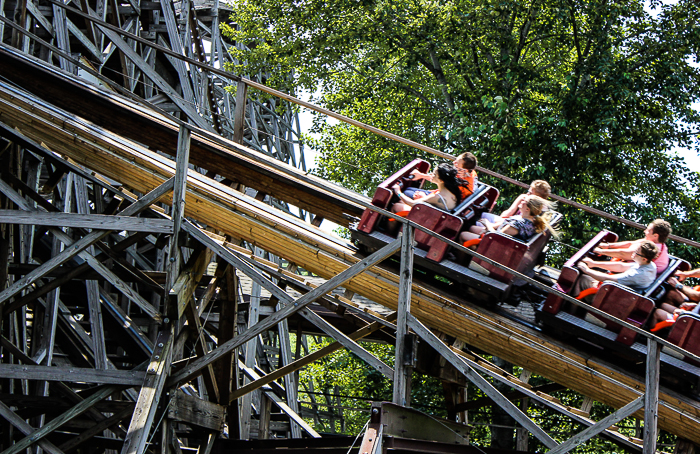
[392,225,414,406]
[232,81,248,145]
[643,338,660,454]
[165,125,191,300]
[516,369,532,452]
[74,175,107,370]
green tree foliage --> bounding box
[222,0,700,261]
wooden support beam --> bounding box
[1,386,117,454]
[121,329,174,454]
[644,338,660,454]
[167,237,401,386]
[0,210,173,232]
[232,81,248,144]
[393,226,414,407]
[86,6,214,131]
[181,221,297,305]
[74,174,107,370]
[547,397,645,454]
[0,364,145,385]
[165,125,191,296]
[183,295,220,403]
[166,390,225,432]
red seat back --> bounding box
[588,282,655,346]
[667,314,700,366]
[542,230,618,314]
[408,204,463,262]
[357,159,430,233]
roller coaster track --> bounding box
[1,41,700,454]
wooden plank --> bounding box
[167,390,225,431]
[158,1,196,107]
[232,81,247,144]
[0,210,173,232]
[644,338,660,454]
[120,330,173,454]
[0,363,146,385]
[393,225,414,406]
[2,386,116,454]
[87,6,213,131]
[49,226,163,322]
[74,174,108,370]
[547,397,644,454]
[165,124,191,296]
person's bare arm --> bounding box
[578,262,618,283]
[676,268,700,281]
[580,257,633,273]
[410,169,432,181]
[500,193,527,218]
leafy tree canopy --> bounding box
[223,0,700,261]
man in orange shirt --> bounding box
[406,152,478,201]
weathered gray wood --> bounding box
[57,406,134,452]
[407,315,558,449]
[74,175,108,370]
[0,210,173,232]
[0,363,146,385]
[121,330,174,454]
[65,18,102,61]
[240,247,263,440]
[180,222,296,305]
[52,0,73,72]
[0,177,175,304]
[232,81,248,144]
[238,361,320,438]
[0,401,65,454]
[87,6,214,131]
[24,0,53,35]
[2,386,116,454]
[158,2,196,108]
[165,125,191,296]
[298,307,393,378]
[183,294,220,403]
[167,390,225,431]
[644,338,660,454]
[393,226,414,407]
[258,394,272,439]
[166,236,401,386]
[49,226,163,322]
[547,397,645,454]
[276,314,301,438]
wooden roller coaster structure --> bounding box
[0,2,699,454]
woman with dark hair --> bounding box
[391,163,465,214]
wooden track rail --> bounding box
[1,76,700,448]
